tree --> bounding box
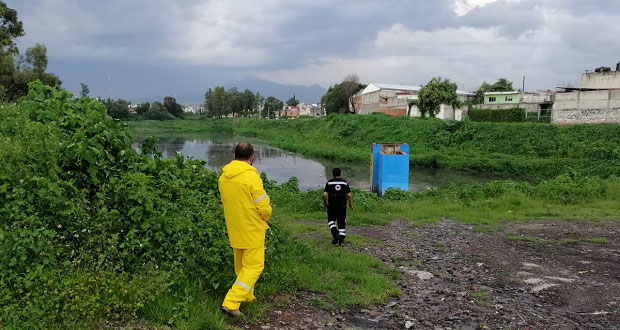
[205,86,230,118]
[414,77,461,118]
[321,84,346,114]
[320,76,365,115]
[102,98,130,119]
[136,102,150,115]
[472,82,491,105]
[163,96,183,118]
[255,92,265,118]
[79,83,90,98]
[145,101,173,120]
[225,87,240,117]
[491,78,514,92]
[286,95,299,107]
[341,73,363,114]
[204,88,212,116]
[264,96,283,119]
[2,43,60,102]
[238,89,256,117]
[0,3,60,102]
[24,43,47,73]
[0,1,24,55]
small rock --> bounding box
[424,321,433,327]
[407,270,434,280]
[404,320,415,329]
[387,301,398,308]
[259,326,271,330]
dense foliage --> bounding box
[0,82,276,328]
[204,86,266,118]
[0,2,60,102]
[468,108,525,122]
[230,114,620,178]
[413,77,461,118]
[320,76,365,115]
[101,97,131,119]
[263,96,284,119]
[0,1,24,55]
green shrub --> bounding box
[0,82,284,328]
[468,108,525,122]
[534,174,607,204]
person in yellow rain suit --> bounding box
[218,143,272,317]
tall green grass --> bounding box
[267,175,620,231]
[128,115,620,178]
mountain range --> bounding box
[135,78,327,105]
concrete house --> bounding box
[553,64,620,124]
[484,91,520,105]
[354,83,420,117]
[480,90,554,114]
[353,83,473,120]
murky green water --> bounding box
[133,134,514,192]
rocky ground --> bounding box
[239,219,620,330]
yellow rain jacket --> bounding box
[218,160,272,249]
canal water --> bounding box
[133,134,510,192]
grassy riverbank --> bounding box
[127,115,620,179]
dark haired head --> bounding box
[332,168,341,177]
[234,143,254,161]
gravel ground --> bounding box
[240,219,620,330]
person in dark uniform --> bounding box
[322,168,353,245]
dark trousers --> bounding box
[327,207,347,243]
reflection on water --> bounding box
[133,135,512,192]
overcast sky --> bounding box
[6,0,620,101]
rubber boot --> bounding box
[330,227,339,244]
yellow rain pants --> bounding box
[222,246,265,310]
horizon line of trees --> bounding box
[204,87,299,119]
[101,96,184,120]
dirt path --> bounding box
[242,219,620,330]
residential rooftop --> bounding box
[484,91,520,95]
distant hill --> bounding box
[223,77,326,104]
[137,78,326,105]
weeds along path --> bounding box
[244,219,620,330]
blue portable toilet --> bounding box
[371,143,409,196]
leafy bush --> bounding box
[0,82,282,328]
[468,108,525,122]
[534,174,607,204]
[144,101,174,120]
